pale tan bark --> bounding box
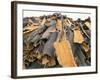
[56,19,63,31]
[54,31,77,67]
[84,21,91,30]
[73,26,84,44]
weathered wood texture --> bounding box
[23,13,91,69]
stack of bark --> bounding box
[23,13,91,69]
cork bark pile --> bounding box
[23,13,91,69]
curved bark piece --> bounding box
[73,26,84,44]
[54,31,77,67]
